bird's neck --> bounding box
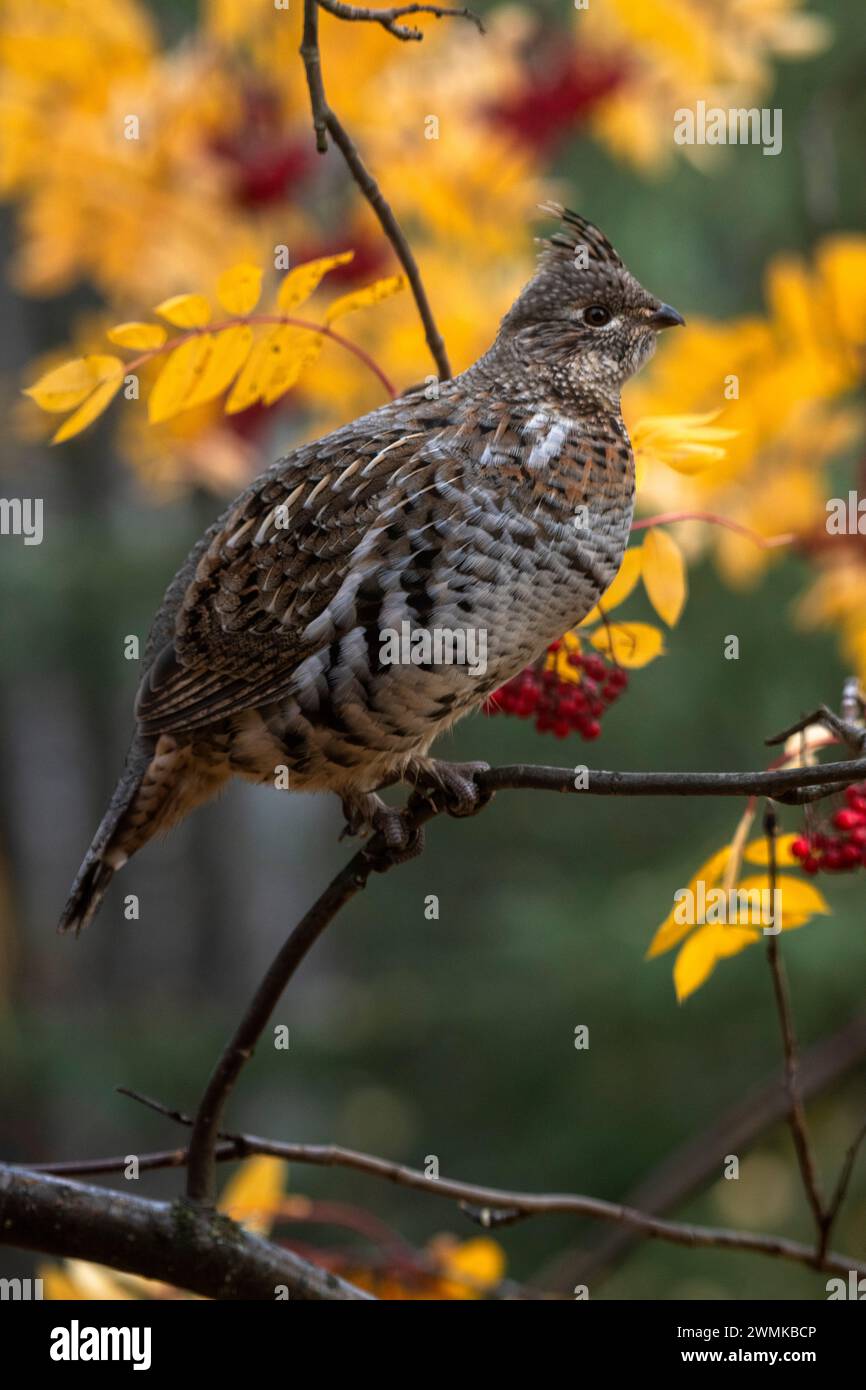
[458,332,622,421]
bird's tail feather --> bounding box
[58,738,153,935]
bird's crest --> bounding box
[536,202,624,272]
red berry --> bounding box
[791,837,811,861]
[834,809,863,831]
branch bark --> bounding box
[184,754,866,1208]
[317,0,483,42]
[300,0,454,379]
[29,1131,866,1282]
[0,1164,370,1301]
[764,807,827,1245]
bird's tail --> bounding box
[58,738,155,935]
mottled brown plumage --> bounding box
[60,205,684,932]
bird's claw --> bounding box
[340,791,425,870]
[409,759,493,818]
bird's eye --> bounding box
[584,304,612,327]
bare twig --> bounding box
[184,789,443,1206]
[541,1014,866,1290]
[0,1164,370,1301]
[764,806,827,1244]
[184,848,375,1204]
[479,757,866,801]
[300,0,453,379]
[826,1116,866,1231]
[182,756,866,1207]
[317,0,484,42]
[27,1131,865,1281]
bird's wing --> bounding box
[134,412,476,735]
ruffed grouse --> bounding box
[60,205,684,933]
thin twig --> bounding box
[184,791,440,1206]
[181,755,866,1206]
[826,1116,866,1232]
[630,510,793,549]
[26,1132,865,1281]
[479,757,866,801]
[317,0,484,42]
[764,806,827,1244]
[300,0,453,379]
[540,1014,866,1291]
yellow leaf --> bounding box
[642,529,687,627]
[737,874,830,929]
[324,274,407,324]
[647,846,731,959]
[185,325,254,408]
[261,327,323,405]
[224,333,275,414]
[25,355,123,412]
[276,252,354,314]
[57,1260,137,1300]
[148,335,212,423]
[674,924,759,1002]
[154,293,211,329]
[632,411,737,476]
[743,834,801,868]
[216,263,263,316]
[439,1237,505,1296]
[219,1156,287,1236]
[578,547,642,625]
[225,326,321,414]
[107,322,167,350]
[590,621,664,668]
[52,372,124,442]
[39,1263,86,1300]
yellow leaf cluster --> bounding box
[647,835,830,1001]
[24,257,408,438]
[625,234,866,685]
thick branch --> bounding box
[0,1165,370,1301]
[300,0,453,379]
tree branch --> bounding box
[183,755,866,1208]
[28,1131,866,1282]
[826,1116,866,1232]
[764,806,827,1245]
[317,0,484,42]
[541,1014,866,1291]
[300,0,453,379]
[0,1164,370,1301]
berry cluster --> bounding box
[484,642,628,741]
[791,783,866,874]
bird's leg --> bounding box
[405,757,493,818]
[339,789,425,869]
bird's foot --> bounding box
[407,758,493,819]
[339,790,425,871]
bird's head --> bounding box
[499,203,685,406]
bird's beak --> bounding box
[648,303,686,330]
